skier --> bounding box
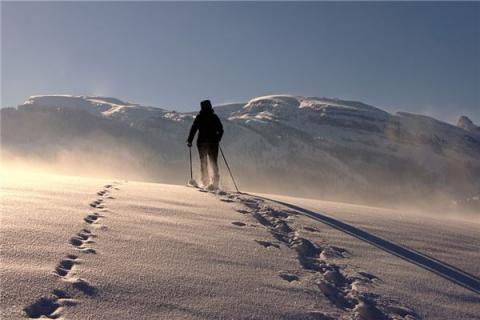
[187,100,224,190]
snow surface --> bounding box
[1,171,479,319]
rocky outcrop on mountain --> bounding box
[457,115,480,138]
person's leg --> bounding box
[198,144,209,187]
[208,143,220,188]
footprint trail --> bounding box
[208,189,419,320]
[24,182,124,319]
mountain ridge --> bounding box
[2,94,479,212]
[14,94,478,130]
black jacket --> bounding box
[187,109,224,145]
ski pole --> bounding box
[189,146,193,180]
[219,145,240,193]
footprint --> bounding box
[242,198,258,205]
[89,200,105,209]
[81,228,93,235]
[72,278,97,296]
[24,289,78,319]
[279,272,300,282]
[84,215,99,224]
[76,232,89,241]
[357,271,380,282]
[52,289,69,299]
[78,230,96,241]
[232,222,246,227]
[293,238,321,259]
[320,246,350,259]
[104,184,112,189]
[304,226,320,233]
[323,269,348,287]
[255,240,280,249]
[97,190,108,196]
[318,281,354,309]
[354,302,388,320]
[273,220,294,234]
[70,232,94,248]
[24,296,60,319]
[292,238,322,271]
[268,208,290,219]
[54,257,77,277]
[80,248,97,254]
[69,237,84,247]
[252,212,273,227]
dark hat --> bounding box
[200,100,213,111]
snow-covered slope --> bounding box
[21,95,169,124]
[1,172,479,319]
[2,94,479,211]
[232,95,389,123]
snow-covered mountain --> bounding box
[21,95,170,123]
[2,94,479,211]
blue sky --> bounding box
[2,1,479,123]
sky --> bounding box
[2,1,479,124]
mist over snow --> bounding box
[1,94,479,213]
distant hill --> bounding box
[2,94,479,211]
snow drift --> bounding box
[1,172,478,319]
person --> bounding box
[187,100,224,189]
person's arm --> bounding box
[216,115,224,142]
[187,116,199,146]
